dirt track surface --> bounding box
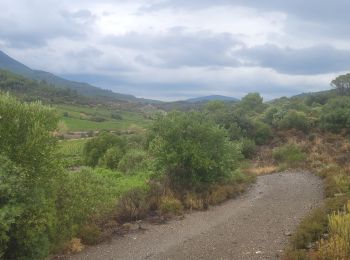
[70,171,323,260]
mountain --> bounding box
[0,50,144,101]
[185,95,239,103]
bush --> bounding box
[159,196,183,215]
[272,144,305,167]
[111,112,123,120]
[90,116,106,122]
[0,155,25,259]
[316,201,350,259]
[238,138,256,159]
[148,111,242,190]
[278,110,310,132]
[319,97,350,132]
[78,224,102,245]
[0,93,60,259]
[118,149,148,175]
[98,147,124,170]
[116,187,150,222]
[250,120,272,145]
[83,132,126,167]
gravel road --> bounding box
[69,171,323,260]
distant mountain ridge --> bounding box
[0,50,143,101]
[185,95,239,103]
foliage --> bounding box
[148,111,242,190]
[56,104,150,132]
[159,196,183,215]
[238,138,256,159]
[0,70,80,104]
[238,93,266,114]
[272,144,305,167]
[83,132,126,167]
[319,97,350,132]
[278,110,310,132]
[58,139,87,167]
[249,120,272,145]
[111,112,123,120]
[118,149,148,175]
[116,187,150,222]
[0,93,60,259]
[316,201,350,259]
[331,73,350,95]
[98,147,124,169]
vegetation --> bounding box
[148,111,242,190]
[4,68,350,260]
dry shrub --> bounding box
[183,192,204,210]
[209,186,229,205]
[65,238,84,254]
[244,165,279,176]
[314,201,350,259]
[116,188,149,222]
[159,196,183,215]
[78,224,102,245]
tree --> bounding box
[0,93,60,259]
[83,132,126,167]
[331,73,350,95]
[239,93,266,113]
[148,111,242,190]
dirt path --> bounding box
[70,171,323,260]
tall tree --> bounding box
[331,73,350,95]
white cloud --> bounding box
[0,0,348,100]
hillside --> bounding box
[185,95,239,103]
[0,50,149,102]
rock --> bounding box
[284,231,292,236]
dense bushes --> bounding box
[278,110,310,132]
[118,149,148,175]
[0,93,60,259]
[0,94,153,258]
[148,111,242,190]
[273,144,305,168]
[319,97,350,132]
[316,201,350,259]
[83,132,126,167]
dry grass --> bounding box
[245,165,279,176]
[65,238,84,254]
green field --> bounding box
[58,138,87,167]
[55,104,151,131]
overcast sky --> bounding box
[1,0,350,100]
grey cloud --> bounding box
[0,4,96,49]
[237,44,350,75]
[106,29,243,68]
[142,1,350,39]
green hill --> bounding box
[0,50,150,102]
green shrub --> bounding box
[118,149,148,175]
[0,93,60,259]
[238,138,256,159]
[272,144,305,167]
[0,155,25,259]
[250,120,272,145]
[90,116,106,122]
[278,110,310,132]
[83,132,126,167]
[148,111,242,190]
[111,112,123,120]
[319,97,350,132]
[291,207,327,249]
[98,147,124,169]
